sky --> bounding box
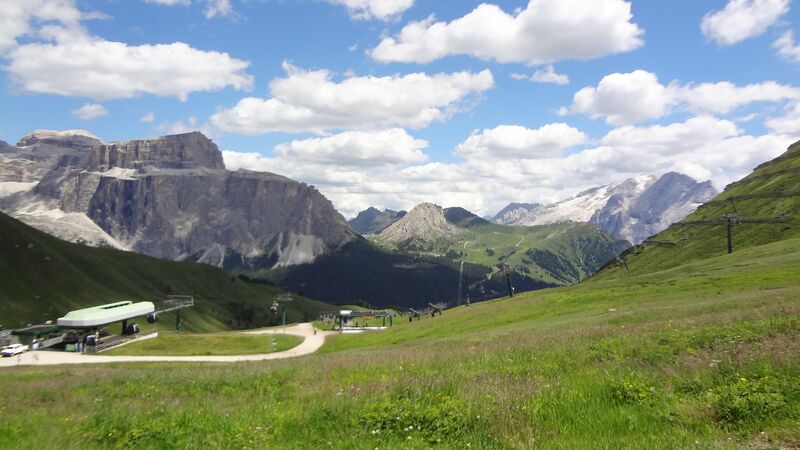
[1,0,799,218]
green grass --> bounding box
[0,212,335,331]
[1,237,798,449]
[100,332,303,356]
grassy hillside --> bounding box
[0,212,334,331]
[2,235,798,448]
[374,221,629,286]
[598,140,800,278]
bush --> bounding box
[359,392,474,444]
[610,378,660,406]
[707,375,787,424]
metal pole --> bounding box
[176,309,181,332]
[727,218,733,254]
[506,271,514,298]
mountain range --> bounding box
[0,128,710,309]
[492,172,718,244]
[0,130,356,270]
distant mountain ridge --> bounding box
[348,207,406,234]
[493,172,717,244]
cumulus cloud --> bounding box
[455,124,587,159]
[511,65,569,85]
[2,0,252,100]
[71,103,108,120]
[274,129,427,166]
[158,117,199,134]
[327,0,414,21]
[767,102,800,135]
[145,0,191,5]
[209,62,494,135]
[701,0,789,46]
[564,70,800,125]
[774,30,800,63]
[0,0,83,54]
[205,0,235,19]
[370,0,644,64]
[140,112,156,123]
[223,116,794,218]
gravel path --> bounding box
[0,323,331,367]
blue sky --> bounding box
[1,0,799,216]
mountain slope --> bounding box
[0,211,334,331]
[598,139,800,278]
[347,207,406,234]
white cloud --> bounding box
[6,27,252,101]
[511,65,569,85]
[274,129,427,166]
[71,103,108,120]
[145,0,191,5]
[774,30,800,63]
[1,1,252,100]
[564,70,800,125]
[205,0,235,19]
[566,70,676,125]
[158,117,198,134]
[767,102,800,135]
[209,62,494,135]
[140,112,156,123]
[0,0,83,54]
[701,0,789,46]
[327,0,414,21]
[223,115,794,219]
[370,0,644,64]
[456,124,587,159]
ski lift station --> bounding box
[58,301,155,330]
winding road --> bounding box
[0,323,332,367]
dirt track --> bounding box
[0,323,331,367]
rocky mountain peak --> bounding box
[90,131,225,171]
[492,202,542,224]
[16,129,102,150]
[378,202,461,243]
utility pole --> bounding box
[675,212,791,254]
[499,264,515,298]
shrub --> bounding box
[610,378,660,406]
[707,375,787,424]
[359,392,474,444]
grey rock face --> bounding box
[589,172,717,244]
[496,173,717,244]
[348,207,406,234]
[492,202,541,225]
[1,130,356,268]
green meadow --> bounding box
[1,237,798,449]
[100,332,303,357]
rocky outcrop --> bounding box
[493,173,717,244]
[1,130,356,268]
[377,203,461,244]
[348,207,406,234]
[443,207,489,228]
[492,202,541,225]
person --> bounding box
[313,328,317,335]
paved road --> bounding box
[0,323,332,367]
